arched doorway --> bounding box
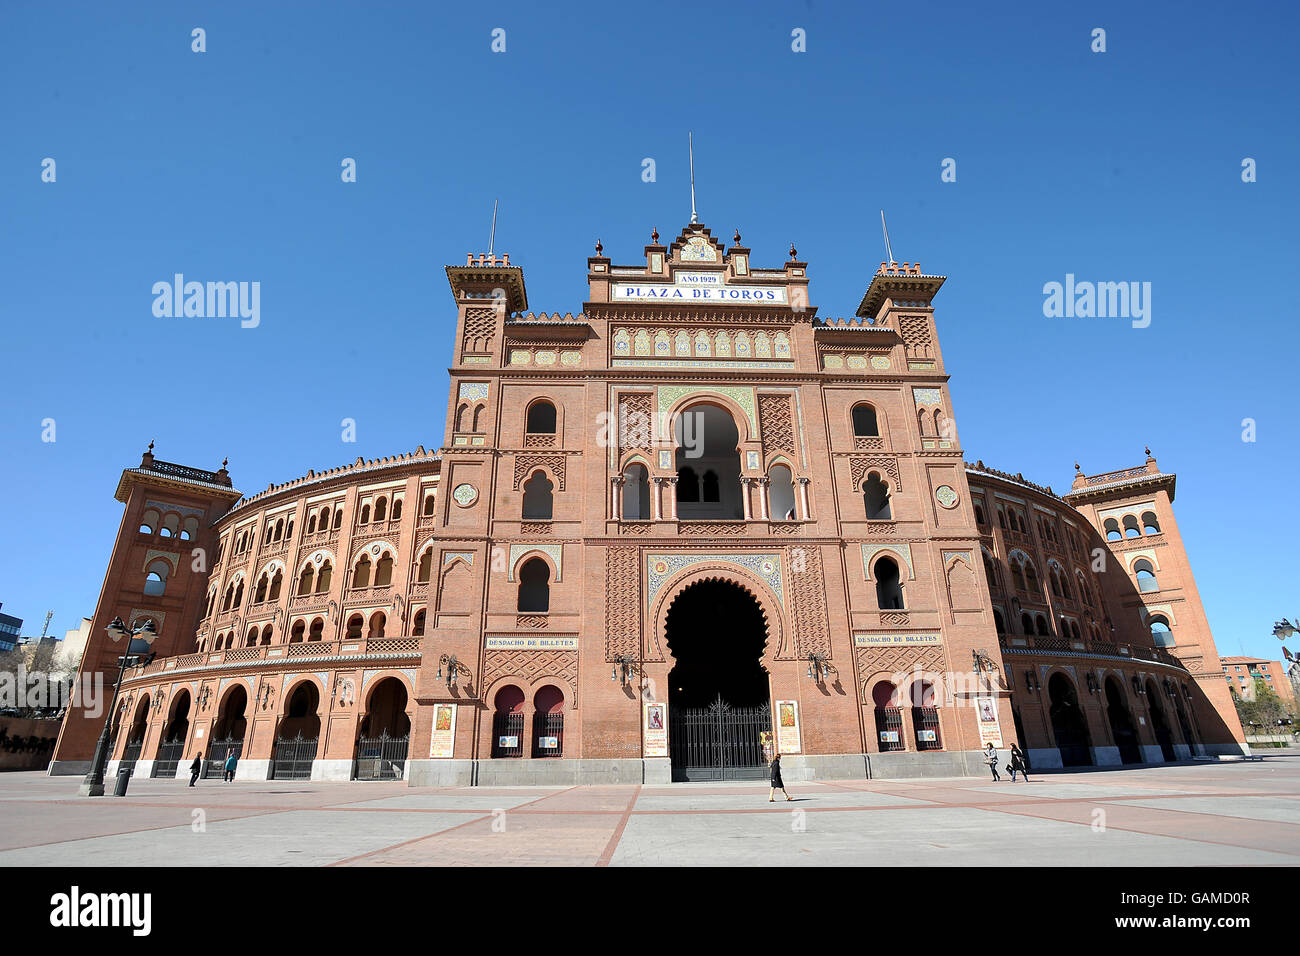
[1172,690,1198,755]
[207,685,248,779]
[120,696,150,770]
[1104,677,1142,764]
[873,681,904,752]
[532,685,565,758]
[909,679,942,751]
[355,677,410,780]
[1145,680,1176,761]
[664,579,770,780]
[1048,673,1093,767]
[674,404,743,520]
[273,681,321,779]
[152,690,192,778]
[491,686,525,758]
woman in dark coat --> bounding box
[768,753,792,802]
[188,754,202,787]
[1008,743,1030,782]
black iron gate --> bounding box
[354,732,409,780]
[533,713,564,758]
[153,739,186,778]
[205,737,244,779]
[670,694,770,781]
[492,712,524,758]
[119,738,143,772]
[272,732,318,780]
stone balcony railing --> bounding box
[129,635,423,679]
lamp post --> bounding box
[79,617,158,797]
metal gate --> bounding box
[354,732,409,780]
[670,694,771,781]
[272,732,318,779]
[875,707,904,752]
[492,712,524,758]
[119,738,143,772]
[205,737,244,779]
[533,713,564,758]
[153,739,186,778]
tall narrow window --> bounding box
[522,471,554,520]
[517,558,551,613]
[863,474,891,520]
[526,400,557,434]
[852,404,879,438]
[874,557,904,610]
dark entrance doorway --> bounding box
[1104,677,1142,764]
[1146,680,1177,762]
[1048,674,1093,767]
[665,580,770,781]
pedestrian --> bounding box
[768,752,793,802]
[1009,742,1030,783]
[983,742,1000,782]
[188,753,202,787]
[223,751,238,782]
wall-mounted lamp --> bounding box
[806,653,838,684]
[610,654,639,686]
[972,648,1000,677]
[1024,670,1039,694]
[436,654,472,690]
[1131,675,1146,697]
[1085,673,1100,695]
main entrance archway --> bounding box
[664,579,771,781]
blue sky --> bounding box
[1,1,1296,662]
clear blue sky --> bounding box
[1,1,1296,661]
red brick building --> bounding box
[1222,656,1297,709]
[50,222,1247,784]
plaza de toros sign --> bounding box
[612,271,788,305]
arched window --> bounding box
[472,405,486,432]
[851,403,879,438]
[517,558,551,613]
[983,552,1000,589]
[1104,518,1121,541]
[874,557,904,610]
[1134,559,1158,592]
[677,466,700,503]
[273,518,284,541]
[455,403,470,432]
[1011,560,1026,592]
[993,608,1006,634]
[354,555,372,589]
[412,609,426,637]
[245,627,259,648]
[161,514,180,538]
[375,553,394,587]
[622,463,651,520]
[290,620,305,643]
[286,518,293,539]
[307,514,317,534]
[308,617,324,642]
[346,615,363,640]
[1035,616,1049,636]
[181,517,198,541]
[1142,511,1161,534]
[974,501,987,526]
[863,473,891,520]
[417,549,433,583]
[769,465,796,520]
[232,580,244,608]
[139,508,160,535]
[332,509,342,530]
[254,573,269,604]
[374,498,387,522]
[143,560,169,597]
[526,400,557,434]
[297,565,314,596]
[1149,615,1173,647]
[997,506,1007,529]
[1020,612,1034,635]
[702,470,720,502]
[391,499,402,521]
[261,625,272,646]
[315,561,332,593]
[1049,568,1061,597]
[368,611,386,641]
[360,503,371,524]
[1024,561,1039,594]
[522,471,554,520]
[423,494,436,516]
[1122,515,1141,538]
[269,570,283,601]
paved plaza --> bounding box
[1,756,1297,866]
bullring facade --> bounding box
[51,220,1247,785]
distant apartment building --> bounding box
[1222,656,1296,709]
[0,604,21,652]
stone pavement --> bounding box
[2,756,1297,866]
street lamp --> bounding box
[806,653,838,684]
[79,617,158,797]
[610,654,639,686]
[436,654,471,691]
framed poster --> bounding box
[879,730,899,743]
[976,696,1003,748]
[644,701,668,757]
[429,703,456,757]
[537,736,559,750]
[775,700,801,754]
[917,729,937,742]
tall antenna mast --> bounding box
[880,210,895,264]
[689,132,698,225]
[40,611,53,640]
[488,199,499,257]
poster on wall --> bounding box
[644,701,668,757]
[429,703,456,758]
[775,700,801,754]
[976,696,1003,748]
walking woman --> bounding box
[1008,742,1030,783]
[768,752,793,802]
[983,742,1001,782]
[188,753,202,787]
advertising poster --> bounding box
[644,701,668,757]
[977,696,1003,748]
[775,700,801,754]
[429,703,456,758]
